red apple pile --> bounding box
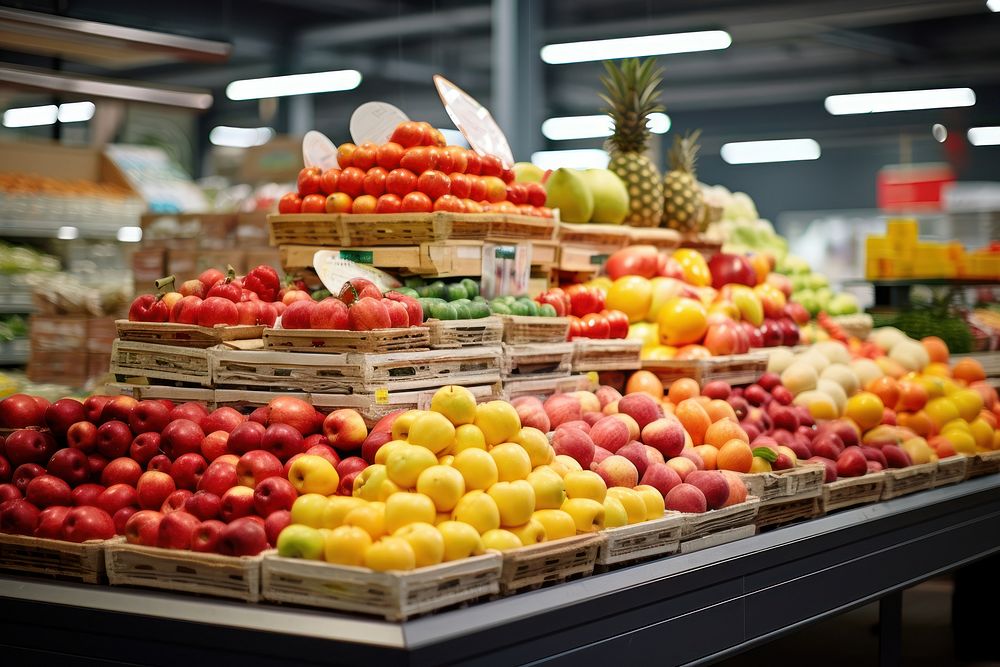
[0,393,371,555]
[278,121,553,218]
[279,277,423,332]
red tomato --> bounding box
[337,143,357,169]
[568,316,585,340]
[602,309,629,339]
[427,127,446,147]
[415,121,437,146]
[376,194,402,214]
[480,154,502,177]
[435,148,454,174]
[500,168,515,184]
[417,170,451,200]
[352,195,378,214]
[319,168,341,196]
[566,285,600,318]
[353,142,378,170]
[433,195,465,213]
[582,313,611,339]
[301,194,327,213]
[297,167,322,196]
[376,142,404,170]
[390,122,424,148]
[363,167,388,197]
[278,192,302,214]
[386,168,417,197]
[469,176,487,201]
[462,199,484,213]
[465,150,482,175]
[535,290,567,317]
[445,147,468,173]
[400,147,433,174]
[338,167,366,198]
[506,183,528,205]
[401,191,433,213]
[449,173,471,199]
[325,193,352,213]
[495,201,517,213]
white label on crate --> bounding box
[350,102,409,145]
[313,251,402,296]
[433,75,514,169]
[302,131,340,170]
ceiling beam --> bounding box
[297,5,491,50]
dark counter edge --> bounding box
[1,474,998,667]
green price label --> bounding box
[590,254,609,265]
[339,250,374,264]
[495,246,516,260]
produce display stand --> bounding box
[4,475,997,665]
[570,338,643,372]
[642,351,769,386]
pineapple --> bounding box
[600,58,665,228]
[662,130,705,232]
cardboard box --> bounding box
[0,140,139,195]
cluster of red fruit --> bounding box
[278,121,553,218]
[535,285,629,340]
[281,277,423,331]
[0,393,373,556]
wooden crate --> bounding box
[498,534,601,594]
[280,242,483,277]
[110,340,213,387]
[643,352,769,386]
[626,227,682,250]
[755,496,823,530]
[105,542,261,602]
[261,552,502,621]
[0,533,110,583]
[502,342,574,379]
[881,462,937,500]
[934,455,969,487]
[487,214,557,242]
[262,326,429,354]
[571,338,642,372]
[595,513,684,568]
[679,524,757,554]
[821,472,886,513]
[108,382,216,407]
[679,497,761,541]
[427,317,504,349]
[269,212,498,247]
[556,222,631,247]
[116,320,264,348]
[502,374,596,402]
[739,464,825,504]
[499,314,570,344]
[964,450,1000,479]
[528,241,559,269]
[677,233,723,258]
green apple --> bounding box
[277,524,325,560]
[579,168,629,224]
[544,168,594,223]
[512,162,546,183]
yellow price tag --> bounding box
[374,388,390,405]
[586,371,600,386]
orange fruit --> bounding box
[693,444,719,470]
[668,378,700,404]
[704,419,750,449]
[979,410,997,429]
[951,389,984,422]
[897,410,932,437]
[944,429,976,454]
[994,430,1000,451]
[866,376,900,412]
[675,398,711,445]
[674,344,711,361]
[953,358,986,385]
[875,356,907,379]
[928,435,956,458]
[844,392,885,431]
[657,297,708,346]
[719,470,748,506]
[921,336,949,364]
[925,397,960,429]
[716,439,753,473]
[897,381,928,412]
[749,254,771,285]
[970,381,998,410]
[705,399,738,423]
[625,370,664,400]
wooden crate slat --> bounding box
[116,320,263,348]
[427,317,504,349]
[487,214,556,242]
[498,534,601,594]
[502,374,596,402]
[502,342,574,379]
[0,533,110,583]
[499,315,570,344]
[643,352,769,387]
[110,339,214,387]
[933,455,969,487]
[965,450,1000,479]
[881,462,937,500]
[739,464,824,503]
[263,326,430,354]
[596,513,684,567]
[821,472,886,513]
[679,497,760,540]
[755,496,823,530]
[571,338,642,372]
[679,524,756,554]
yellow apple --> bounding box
[377,479,403,501]
[374,439,408,465]
[560,498,606,532]
[289,493,329,528]
[323,525,371,566]
[430,385,478,426]
[474,401,521,446]
[287,455,340,495]
[438,454,455,466]
[453,424,487,452]
[437,520,486,561]
[343,501,386,540]
[393,522,445,567]
[321,496,366,528]
[563,470,607,502]
[512,427,553,467]
[390,410,423,441]
[384,492,437,533]
[526,468,566,510]
[386,444,438,488]
[452,448,499,490]
[416,464,466,512]
[606,487,646,524]
[490,443,532,482]
[353,464,389,501]
[364,536,416,571]
[531,509,576,540]
[555,454,583,473]
[481,528,524,551]
[633,484,666,520]
[603,496,629,528]
[903,436,936,463]
[571,391,600,413]
[507,519,546,546]
[434,511,451,525]
[407,411,456,454]
[487,480,535,527]
[451,489,500,534]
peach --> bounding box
[640,462,682,497]
[591,446,613,468]
[693,444,718,470]
[595,385,623,408]
[589,416,630,454]
[617,393,663,430]
[644,445,665,466]
[551,426,596,469]
[666,456,696,480]
[678,448,705,470]
[612,413,640,441]
[615,441,650,477]
[595,455,639,489]
[664,483,707,513]
[719,470,748,507]
[685,470,730,510]
[641,418,685,458]
[543,394,582,429]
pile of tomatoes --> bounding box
[535,285,629,340]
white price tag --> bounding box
[302,131,340,170]
[350,102,409,145]
[433,75,514,169]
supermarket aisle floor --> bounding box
[714,577,1000,667]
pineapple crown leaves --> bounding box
[599,57,666,154]
[668,129,702,174]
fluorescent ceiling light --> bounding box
[968,126,1000,146]
[57,101,95,123]
[541,30,731,64]
[541,113,669,141]
[56,226,78,240]
[226,69,361,100]
[721,138,821,165]
[825,88,975,115]
[989,0,1000,11]
[3,104,57,127]
[531,149,609,171]
[117,226,142,243]
[209,126,274,148]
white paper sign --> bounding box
[350,102,409,145]
[312,250,402,296]
[302,131,340,171]
[433,75,515,169]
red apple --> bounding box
[361,430,393,464]
[237,450,283,487]
[46,447,90,486]
[100,395,138,424]
[264,509,291,546]
[336,456,367,479]
[348,296,391,331]
[101,457,143,487]
[96,420,133,459]
[0,498,40,535]
[171,452,208,491]
[5,429,54,466]
[81,395,110,423]
[201,430,230,462]
[129,432,161,466]
[551,426,595,469]
[62,505,115,542]
[114,506,137,535]
[136,471,176,510]
[67,421,98,453]
[12,462,45,493]
[198,461,238,497]
[0,483,22,504]
[252,476,297,516]
[310,298,349,330]
[96,483,138,516]
[228,421,266,455]
[267,397,318,436]
[44,398,86,440]
[124,509,163,546]
[184,490,222,521]
[169,402,209,426]
[160,419,206,460]
[220,486,255,522]
[191,519,226,553]
[147,454,172,475]
[160,489,193,514]
[337,470,361,496]
[201,407,245,435]
[34,505,71,539]
[87,453,109,480]
[70,483,104,508]
[215,516,268,556]
[261,423,305,461]
[707,253,757,289]
[156,510,200,549]
[26,474,72,508]
[249,407,269,425]
[322,409,368,451]
[128,400,171,434]
[0,394,46,428]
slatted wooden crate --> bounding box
[498,534,601,594]
[487,214,557,242]
[116,320,264,348]
[279,242,483,276]
[502,342,574,379]
[679,497,760,541]
[626,226,682,250]
[643,352,769,386]
[556,222,631,248]
[263,326,430,354]
[821,472,886,513]
[110,339,214,387]
[754,496,823,530]
[571,338,643,372]
[502,374,596,402]
[104,542,262,602]
[0,533,111,583]
[679,524,757,554]
[739,465,825,504]
[107,382,216,408]
[881,462,938,500]
[498,315,570,344]
[595,513,684,568]
[934,455,969,487]
[427,317,503,349]
[964,450,1000,479]
[677,233,723,258]
[528,241,559,269]
[261,552,502,621]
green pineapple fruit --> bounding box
[599,58,665,228]
[663,130,705,232]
